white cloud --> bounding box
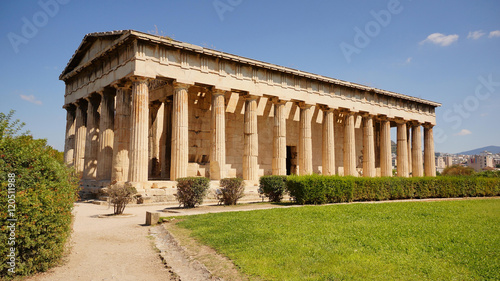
[420,33,459,46]
[454,129,471,136]
[467,30,485,40]
[20,94,42,105]
[405,57,412,64]
[488,30,500,38]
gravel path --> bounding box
[26,202,175,281]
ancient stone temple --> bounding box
[61,30,440,198]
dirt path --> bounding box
[27,202,175,281]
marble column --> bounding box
[63,104,76,167]
[380,118,392,177]
[322,108,335,175]
[161,100,172,179]
[407,126,412,175]
[97,89,114,181]
[298,103,313,175]
[343,112,357,177]
[210,89,226,180]
[83,94,100,180]
[412,123,423,177]
[111,83,131,182]
[363,114,376,177]
[272,99,287,176]
[396,120,409,177]
[243,95,258,181]
[129,77,149,183]
[148,101,162,178]
[171,83,189,180]
[424,124,436,176]
[74,100,87,174]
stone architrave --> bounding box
[83,95,100,180]
[111,83,131,182]
[171,82,189,180]
[343,112,357,176]
[272,98,287,176]
[243,94,259,181]
[210,89,227,180]
[396,120,409,177]
[322,107,335,175]
[412,123,423,177]
[96,89,115,181]
[362,114,376,177]
[63,104,76,167]
[424,123,436,176]
[298,102,313,175]
[379,117,392,177]
[129,77,149,183]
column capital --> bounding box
[130,76,151,83]
[377,114,389,121]
[173,82,191,90]
[63,103,76,111]
[394,118,408,125]
[240,93,259,101]
[111,80,132,90]
[318,104,336,112]
[269,96,288,105]
[211,88,229,96]
[409,120,422,127]
[423,122,434,129]
[296,101,313,109]
[359,111,374,118]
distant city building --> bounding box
[467,155,494,172]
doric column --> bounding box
[412,123,423,177]
[83,94,100,180]
[396,120,409,177]
[272,99,287,175]
[407,126,412,175]
[74,100,87,174]
[362,114,376,177]
[243,94,259,181]
[128,77,149,183]
[210,89,227,180]
[111,83,131,183]
[424,123,436,176]
[63,104,76,167]
[298,102,313,175]
[161,100,172,179]
[343,112,357,176]
[171,82,189,180]
[148,101,162,178]
[97,89,115,181]
[322,107,335,175]
[380,117,392,177]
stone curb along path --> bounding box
[149,225,222,281]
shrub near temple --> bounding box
[0,111,80,278]
[220,178,244,205]
[175,177,210,208]
[259,175,287,202]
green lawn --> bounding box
[175,199,500,280]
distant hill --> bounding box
[456,146,500,155]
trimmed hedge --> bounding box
[259,175,287,202]
[175,177,210,208]
[285,175,500,205]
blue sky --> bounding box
[0,0,499,154]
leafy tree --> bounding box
[442,165,474,176]
[0,111,80,278]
